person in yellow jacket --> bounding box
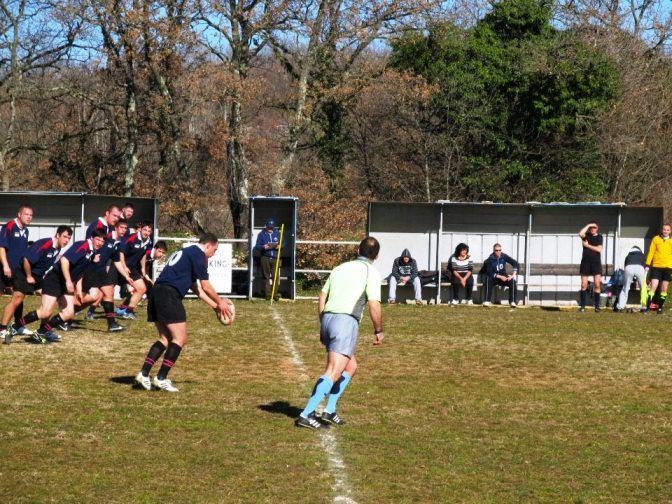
[645,223,672,313]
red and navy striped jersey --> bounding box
[24,237,61,277]
[55,239,99,280]
[0,219,30,271]
[85,217,112,239]
[123,233,152,268]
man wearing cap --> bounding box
[255,219,281,300]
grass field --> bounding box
[1,299,671,503]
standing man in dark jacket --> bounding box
[614,245,648,313]
[483,244,520,307]
[388,248,422,305]
[255,218,281,300]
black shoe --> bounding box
[657,308,664,314]
[579,308,586,313]
[58,322,71,332]
[595,307,601,313]
[320,411,346,426]
[295,413,324,430]
[108,322,125,332]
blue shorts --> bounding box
[320,313,359,357]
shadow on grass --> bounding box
[259,401,302,418]
[110,375,137,385]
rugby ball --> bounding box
[217,303,236,326]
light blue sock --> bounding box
[300,375,334,418]
[324,371,352,414]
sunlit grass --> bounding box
[1,299,670,503]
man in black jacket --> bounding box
[388,248,422,305]
[483,244,520,307]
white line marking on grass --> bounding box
[271,307,357,504]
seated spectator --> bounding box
[614,245,648,313]
[388,248,422,305]
[448,243,474,305]
[483,243,519,307]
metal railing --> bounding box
[155,235,358,300]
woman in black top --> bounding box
[578,221,604,312]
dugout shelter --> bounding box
[247,196,298,300]
[0,191,157,246]
[368,201,663,305]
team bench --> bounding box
[381,263,614,305]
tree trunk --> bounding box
[226,98,249,238]
[123,83,139,197]
[273,0,329,194]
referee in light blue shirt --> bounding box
[296,236,384,430]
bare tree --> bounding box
[0,0,79,190]
[194,0,291,238]
[269,0,437,193]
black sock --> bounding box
[157,343,182,380]
[48,314,65,328]
[594,292,601,309]
[15,310,39,329]
[14,302,23,326]
[580,290,587,308]
[103,301,116,326]
[141,341,167,376]
[0,324,6,330]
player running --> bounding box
[134,233,233,393]
[115,220,154,320]
[296,237,384,429]
[1,226,73,344]
[82,219,135,332]
[12,229,107,343]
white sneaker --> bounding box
[482,301,492,307]
[135,372,151,391]
[510,301,518,308]
[450,299,459,305]
[15,326,34,336]
[152,376,179,392]
[466,299,473,305]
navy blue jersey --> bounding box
[24,237,61,277]
[86,218,112,239]
[55,239,99,281]
[123,233,152,269]
[155,245,209,298]
[255,229,281,258]
[93,236,123,272]
[0,219,30,272]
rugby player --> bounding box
[1,226,72,344]
[12,229,107,343]
[134,233,233,392]
[82,219,135,332]
[116,221,153,320]
[644,223,672,313]
[86,204,121,239]
[0,204,34,335]
[296,237,384,429]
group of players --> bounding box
[0,202,167,344]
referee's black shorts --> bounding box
[147,284,186,324]
[13,266,42,295]
[648,267,672,282]
[42,271,67,298]
[580,260,602,276]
